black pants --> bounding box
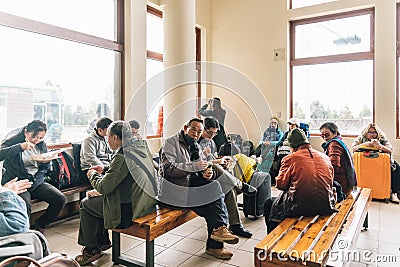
[263,197,280,233]
[20,182,66,228]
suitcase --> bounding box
[353,151,391,202]
[243,171,271,219]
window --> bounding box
[0,1,123,144]
[291,0,338,9]
[291,10,374,135]
[146,6,164,136]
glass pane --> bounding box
[291,0,337,9]
[0,0,116,40]
[146,59,164,136]
[0,25,120,144]
[147,12,164,54]
[295,14,371,58]
[292,60,373,135]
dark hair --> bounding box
[96,117,113,130]
[204,116,219,130]
[186,117,203,127]
[25,120,47,137]
[108,121,131,140]
[129,120,140,129]
[319,122,340,135]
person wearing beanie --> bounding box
[263,128,336,233]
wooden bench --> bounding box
[111,206,197,267]
[254,187,371,267]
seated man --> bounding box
[159,118,244,260]
[75,121,157,265]
[80,117,113,180]
[264,128,336,233]
[198,116,253,237]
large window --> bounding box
[0,1,123,144]
[146,6,164,137]
[290,10,374,135]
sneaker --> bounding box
[32,220,46,234]
[390,193,400,204]
[210,226,239,244]
[75,247,103,266]
[99,242,112,251]
[241,182,257,195]
[205,247,233,259]
[229,224,252,238]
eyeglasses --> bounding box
[320,133,330,138]
[206,129,218,136]
[367,131,377,135]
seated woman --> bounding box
[319,122,357,197]
[0,120,66,232]
[264,128,336,232]
[352,123,400,203]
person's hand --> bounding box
[89,165,104,174]
[263,141,271,146]
[207,98,213,107]
[203,146,211,156]
[370,139,380,148]
[202,165,213,180]
[195,160,209,170]
[21,141,35,151]
[3,178,32,194]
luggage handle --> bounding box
[0,255,41,267]
[363,151,379,158]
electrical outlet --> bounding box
[274,48,285,61]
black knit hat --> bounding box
[287,128,309,148]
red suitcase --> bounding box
[353,151,391,202]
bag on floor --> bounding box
[47,151,77,189]
[0,253,79,267]
[243,171,271,219]
[0,230,49,263]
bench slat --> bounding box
[132,207,178,226]
[305,189,361,266]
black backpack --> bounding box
[47,151,77,189]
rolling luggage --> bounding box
[243,171,271,219]
[353,151,391,202]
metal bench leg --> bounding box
[362,212,368,230]
[112,231,121,263]
[145,240,154,267]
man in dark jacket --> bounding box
[264,128,336,232]
[159,118,240,260]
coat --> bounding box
[271,144,336,221]
[88,139,157,229]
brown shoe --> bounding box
[206,247,234,259]
[210,226,239,244]
[75,247,103,266]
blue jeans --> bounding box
[19,182,66,228]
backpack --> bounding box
[70,142,88,185]
[219,141,241,156]
[299,122,310,137]
[47,151,77,189]
[227,134,243,151]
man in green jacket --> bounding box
[75,121,157,265]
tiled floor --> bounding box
[43,187,400,267]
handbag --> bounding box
[0,253,79,267]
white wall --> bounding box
[205,0,400,158]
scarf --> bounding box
[322,136,357,187]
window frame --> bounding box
[290,8,375,137]
[0,1,125,143]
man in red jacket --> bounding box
[264,128,336,232]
